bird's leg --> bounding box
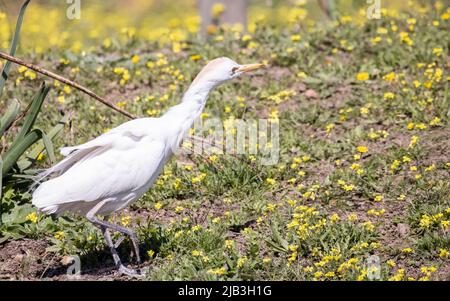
[88,210,140,262]
[102,215,140,263]
[85,201,142,276]
[101,227,122,267]
[102,227,141,277]
[93,218,141,263]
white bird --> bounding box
[32,57,265,276]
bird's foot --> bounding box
[118,265,145,278]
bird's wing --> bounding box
[37,118,157,179]
[32,139,166,211]
[60,118,156,156]
[32,120,167,211]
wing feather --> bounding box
[32,118,166,215]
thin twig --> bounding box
[0,51,136,119]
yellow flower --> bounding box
[208,155,218,162]
[441,220,450,230]
[389,268,405,281]
[377,27,388,35]
[154,202,162,210]
[241,34,252,42]
[36,152,45,161]
[120,215,131,226]
[371,36,382,45]
[356,146,368,153]
[386,259,396,267]
[384,92,395,100]
[225,239,234,249]
[147,250,155,258]
[63,85,72,94]
[191,173,206,184]
[102,38,111,48]
[367,208,385,216]
[432,47,443,57]
[360,107,369,115]
[409,135,419,148]
[297,71,307,79]
[439,248,449,258]
[401,248,413,254]
[237,256,247,268]
[26,212,38,223]
[397,194,406,201]
[356,72,369,81]
[262,257,271,264]
[291,34,301,42]
[190,54,201,61]
[347,213,358,222]
[18,66,28,73]
[399,31,413,46]
[266,203,277,212]
[211,3,225,18]
[362,221,375,231]
[266,178,276,185]
[425,164,435,172]
[350,163,361,171]
[192,250,202,256]
[330,213,340,223]
[383,72,396,81]
[374,195,383,202]
[207,267,227,275]
[54,231,65,240]
[429,117,441,126]
[343,184,355,192]
[191,225,201,232]
[131,55,140,64]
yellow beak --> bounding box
[237,63,266,73]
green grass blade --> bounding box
[0,99,20,137]
[2,129,41,178]
[0,0,31,97]
[0,155,3,195]
[0,155,2,227]
[9,82,49,151]
[17,115,68,171]
[41,131,56,163]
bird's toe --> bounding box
[118,265,145,278]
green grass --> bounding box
[0,4,449,280]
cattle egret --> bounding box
[32,57,265,276]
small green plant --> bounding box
[0,0,67,238]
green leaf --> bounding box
[17,115,68,170]
[0,233,12,244]
[0,99,20,137]
[0,0,31,97]
[1,204,34,224]
[2,129,41,177]
[9,82,50,151]
[266,221,289,253]
[0,155,3,224]
[41,131,56,163]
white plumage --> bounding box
[33,118,168,216]
[31,57,265,275]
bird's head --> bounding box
[190,57,265,88]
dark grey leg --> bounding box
[87,216,141,263]
[85,201,142,276]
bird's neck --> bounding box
[163,81,216,126]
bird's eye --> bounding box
[231,66,239,75]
